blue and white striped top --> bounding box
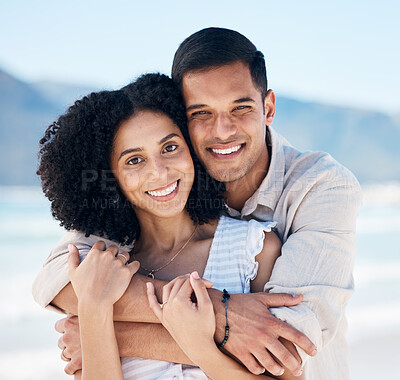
[121,216,276,379]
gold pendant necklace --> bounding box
[132,224,198,279]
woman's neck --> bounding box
[134,210,197,254]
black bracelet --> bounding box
[218,289,230,348]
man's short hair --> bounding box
[172,27,267,99]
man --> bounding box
[33,27,362,379]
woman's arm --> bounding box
[52,243,164,323]
[67,244,139,379]
[79,303,122,379]
[251,230,282,293]
[147,272,305,380]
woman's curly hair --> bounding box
[37,73,226,245]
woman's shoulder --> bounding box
[219,215,277,234]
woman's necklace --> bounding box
[132,224,198,279]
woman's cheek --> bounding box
[118,169,141,191]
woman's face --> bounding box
[111,110,195,220]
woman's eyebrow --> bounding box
[118,133,180,161]
[119,147,142,160]
[159,133,180,144]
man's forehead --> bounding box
[182,61,251,83]
[181,62,260,104]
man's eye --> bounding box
[164,144,178,153]
[191,110,210,119]
[233,105,251,112]
[127,157,143,165]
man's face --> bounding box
[182,61,274,185]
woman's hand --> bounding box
[147,272,215,364]
[68,242,140,309]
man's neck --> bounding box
[224,144,270,212]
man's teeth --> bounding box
[211,145,242,155]
[147,181,178,197]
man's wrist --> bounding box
[207,288,226,342]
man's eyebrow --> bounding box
[119,147,142,160]
[186,98,255,112]
[186,104,207,112]
[233,97,256,103]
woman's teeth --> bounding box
[147,181,178,197]
[211,144,242,155]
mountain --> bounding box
[0,70,60,185]
[0,68,399,185]
[273,98,400,183]
[32,80,99,110]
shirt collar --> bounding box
[229,127,286,217]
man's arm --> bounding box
[33,234,164,323]
[34,232,316,375]
[263,167,362,366]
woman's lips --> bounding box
[145,180,179,201]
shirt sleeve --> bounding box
[31,230,128,313]
[264,166,362,366]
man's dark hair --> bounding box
[37,73,225,246]
[172,27,267,99]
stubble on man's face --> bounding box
[182,61,270,188]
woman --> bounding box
[38,73,303,379]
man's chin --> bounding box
[207,167,248,184]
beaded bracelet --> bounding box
[218,289,230,348]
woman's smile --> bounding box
[146,179,180,201]
[111,110,195,218]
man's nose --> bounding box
[212,113,237,141]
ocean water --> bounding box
[0,186,399,379]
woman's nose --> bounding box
[147,157,169,183]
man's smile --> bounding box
[207,143,245,159]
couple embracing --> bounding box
[33,27,362,379]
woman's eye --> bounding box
[127,157,143,165]
[164,144,178,153]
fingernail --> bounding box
[278,368,284,375]
[191,271,200,279]
[68,244,73,252]
[146,282,150,289]
[295,369,303,376]
[311,347,318,356]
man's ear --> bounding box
[264,89,276,126]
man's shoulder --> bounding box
[45,230,132,265]
[283,145,361,191]
[52,230,107,251]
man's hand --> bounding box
[55,315,82,375]
[214,292,317,377]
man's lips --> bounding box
[207,143,244,158]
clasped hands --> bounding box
[56,274,316,377]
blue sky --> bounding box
[0,0,399,113]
